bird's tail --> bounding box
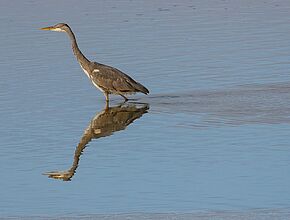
[135,82,149,94]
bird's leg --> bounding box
[104,92,109,102]
[104,92,110,109]
[119,94,128,102]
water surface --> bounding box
[1,0,290,217]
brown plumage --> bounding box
[89,62,149,96]
[40,23,149,103]
[44,103,149,181]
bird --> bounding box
[44,102,149,181]
[40,23,149,103]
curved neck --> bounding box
[65,27,90,68]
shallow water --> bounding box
[1,0,290,217]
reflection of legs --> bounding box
[105,101,109,110]
[104,92,109,109]
[119,94,128,102]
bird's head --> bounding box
[40,23,70,32]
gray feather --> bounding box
[89,62,149,95]
[41,23,149,102]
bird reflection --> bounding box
[44,102,149,181]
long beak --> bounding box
[40,26,54,31]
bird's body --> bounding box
[40,23,149,103]
[82,61,149,100]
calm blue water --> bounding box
[1,0,290,217]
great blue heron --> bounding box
[40,23,149,103]
[44,102,149,181]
